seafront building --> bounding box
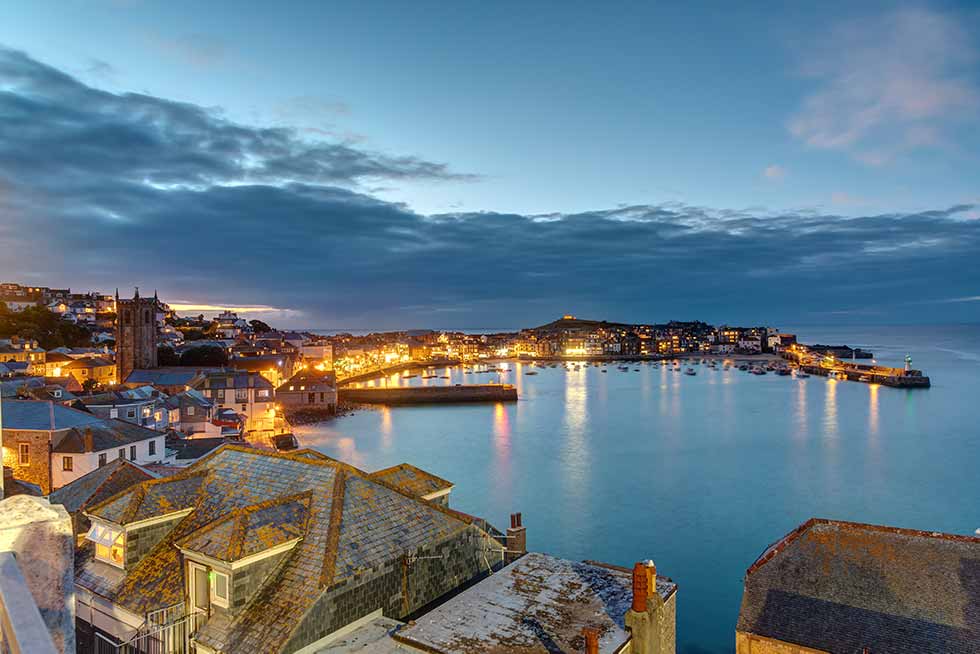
[737,519,980,653]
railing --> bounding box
[93,605,206,654]
[0,552,59,654]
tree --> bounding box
[158,346,180,366]
[249,319,272,333]
[180,328,205,341]
[0,304,92,349]
[82,378,100,392]
[179,345,228,367]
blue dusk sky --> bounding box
[0,1,978,329]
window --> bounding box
[63,456,73,471]
[98,453,107,467]
[235,389,248,402]
[17,443,29,466]
[126,408,136,419]
[87,523,125,568]
[109,408,118,419]
[118,448,125,460]
[210,570,230,608]
[186,405,195,416]
[216,389,225,401]
[130,445,136,460]
[257,389,270,398]
[148,440,156,456]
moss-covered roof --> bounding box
[75,445,486,654]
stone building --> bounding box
[275,369,337,413]
[115,288,158,385]
[1,399,167,494]
[73,445,507,654]
[736,518,980,653]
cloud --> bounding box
[0,46,978,329]
[788,8,980,164]
[144,33,228,68]
[763,165,786,181]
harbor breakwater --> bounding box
[338,384,517,405]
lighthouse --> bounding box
[904,354,912,374]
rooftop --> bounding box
[49,458,157,517]
[394,552,676,653]
[0,399,101,430]
[76,445,490,654]
[738,518,980,653]
[52,420,163,453]
[368,463,453,499]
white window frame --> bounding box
[17,443,29,466]
[87,523,126,569]
[210,569,230,608]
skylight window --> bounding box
[87,523,126,568]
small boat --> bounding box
[684,368,697,376]
[601,369,607,373]
[858,375,870,382]
[796,372,810,379]
[751,368,766,375]
[439,375,450,379]
[525,371,538,375]
[776,369,791,376]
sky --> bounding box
[0,1,978,329]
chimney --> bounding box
[83,428,94,453]
[625,559,667,654]
[582,626,599,654]
[505,512,527,564]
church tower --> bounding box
[115,288,158,383]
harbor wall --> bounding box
[338,384,517,405]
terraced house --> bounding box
[74,445,508,654]
[1,399,167,494]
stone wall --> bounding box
[1,428,53,494]
[0,495,75,653]
[339,385,517,405]
[125,519,178,568]
[280,525,503,653]
[735,631,829,654]
[229,550,290,613]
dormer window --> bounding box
[210,570,230,608]
[87,523,126,568]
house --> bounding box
[0,399,168,493]
[190,370,276,434]
[736,518,980,653]
[275,370,337,413]
[73,445,507,654]
[393,553,677,654]
[165,432,234,466]
[78,386,169,431]
[44,351,76,376]
[164,388,219,436]
[63,356,117,387]
[49,457,157,536]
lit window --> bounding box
[210,570,230,607]
[87,524,125,568]
[63,456,73,471]
[18,443,29,466]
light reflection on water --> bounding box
[294,326,980,654]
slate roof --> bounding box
[76,445,490,654]
[737,518,980,653]
[0,399,101,430]
[368,463,453,498]
[125,367,216,387]
[192,370,274,390]
[276,370,337,393]
[177,491,312,562]
[63,356,114,369]
[52,420,163,454]
[394,552,677,654]
[49,458,157,516]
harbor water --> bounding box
[294,324,980,654]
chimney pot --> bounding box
[582,626,599,654]
[517,512,522,527]
[631,561,649,613]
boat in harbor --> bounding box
[525,371,538,375]
[796,371,810,378]
[684,368,696,375]
[776,368,791,376]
